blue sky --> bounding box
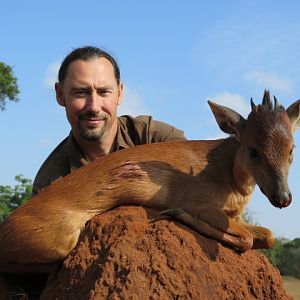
[1,0,300,239]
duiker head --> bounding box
[208,90,300,208]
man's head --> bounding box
[55,46,123,143]
[57,46,121,85]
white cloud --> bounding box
[44,62,60,89]
[118,85,151,116]
[245,71,293,94]
[208,91,250,117]
[37,138,53,148]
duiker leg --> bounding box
[241,223,275,249]
[161,208,253,252]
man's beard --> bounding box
[78,112,109,141]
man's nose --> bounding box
[86,92,101,112]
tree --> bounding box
[277,238,300,278]
[0,175,32,222]
[0,61,19,110]
[260,238,285,267]
[243,209,300,278]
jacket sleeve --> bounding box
[148,118,186,142]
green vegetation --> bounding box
[261,238,300,279]
[0,61,19,110]
[0,175,32,222]
[243,209,300,279]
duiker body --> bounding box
[0,91,299,266]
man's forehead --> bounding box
[64,58,116,85]
[69,57,114,72]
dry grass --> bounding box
[282,276,300,300]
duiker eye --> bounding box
[249,147,259,159]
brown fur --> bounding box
[0,92,300,270]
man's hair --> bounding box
[58,46,121,84]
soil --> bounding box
[37,205,291,300]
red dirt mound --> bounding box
[39,205,291,300]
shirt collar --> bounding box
[115,118,135,150]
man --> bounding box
[32,46,186,196]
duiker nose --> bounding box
[271,191,292,208]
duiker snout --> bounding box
[270,190,292,208]
[258,173,292,208]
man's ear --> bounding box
[208,100,246,138]
[55,82,66,107]
[117,82,124,106]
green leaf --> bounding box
[0,175,32,222]
[0,61,20,110]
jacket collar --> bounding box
[67,118,134,171]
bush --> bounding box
[0,175,32,222]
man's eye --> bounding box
[74,89,88,96]
[99,90,111,96]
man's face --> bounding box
[55,57,123,142]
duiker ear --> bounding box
[208,101,246,137]
[286,99,300,131]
